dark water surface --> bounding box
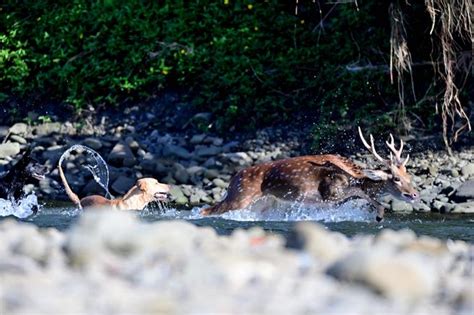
[12,201,474,243]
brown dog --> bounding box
[58,160,170,210]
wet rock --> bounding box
[111,175,136,195]
[39,177,58,195]
[452,180,474,202]
[390,200,413,212]
[451,202,474,214]
[9,122,28,135]
[412,202,430,212]
[108,142,136,167]
[0,142,20,158]
[82,138,103,150]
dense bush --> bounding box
[1,0,439,134]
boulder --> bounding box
[452,180,474,202]
[327,248,438,302]
[111,175,136,195]
[82,138,103,150]
[461,163,474,177]
[9,122,28,135]
[108,142,136,167]
[391,200,414,212]
[169,185,188,205]
[0,142,20,158]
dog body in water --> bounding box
[0,147,47,201]
[58,158,170,210]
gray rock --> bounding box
[33,122,62,136]
[108,142,136,167]
[451,202,474,213]
[172,163,189,184]
[450,169,460,177]
[169,185,188,205]
[212,178,228,189]
[431,200,446,212]
[111,175,136,195]
[9,135,27,144]
[9,122,28,135]
[140,159,157,173]
[162,144,191,160]
[81,179,106,196]
[461,163,474,177]
[82,138,103,150]
[39,177,58,195]
[186,166,205,177]
[391,200,413,212]
[194,145,223,157]
[0,142,20,158]
[190,193,201,205]
[222,152,253,165]
[327,248,438,302]
[452,180,474,202]
[42,145,64,165]
[412,202,430,212]
[204,169,220,180]
[190,134,206,144]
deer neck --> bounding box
[360,178,391,198]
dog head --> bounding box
[137,178,170,202]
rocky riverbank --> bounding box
[0,121,473,214]
[0,211,472,314]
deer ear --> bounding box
[363,169,392,181]
[137,179,147,191]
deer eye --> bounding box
[394,177,401,182]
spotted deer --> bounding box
[201,127,419,221]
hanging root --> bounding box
[425,0,472,153]
[389,2,416,132]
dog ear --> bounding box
[137,179,147,191]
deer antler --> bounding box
[358,127,387,165]
[386,134,410,166]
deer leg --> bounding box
[326,187,385,222]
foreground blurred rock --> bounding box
[0,212,472,314]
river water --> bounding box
[5,199,473,243]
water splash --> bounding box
[156,199,373,223]
[0,193,40,218]
[59,144,112,198]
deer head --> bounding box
[358,127,419,202]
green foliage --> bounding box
[0,0,433,134]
